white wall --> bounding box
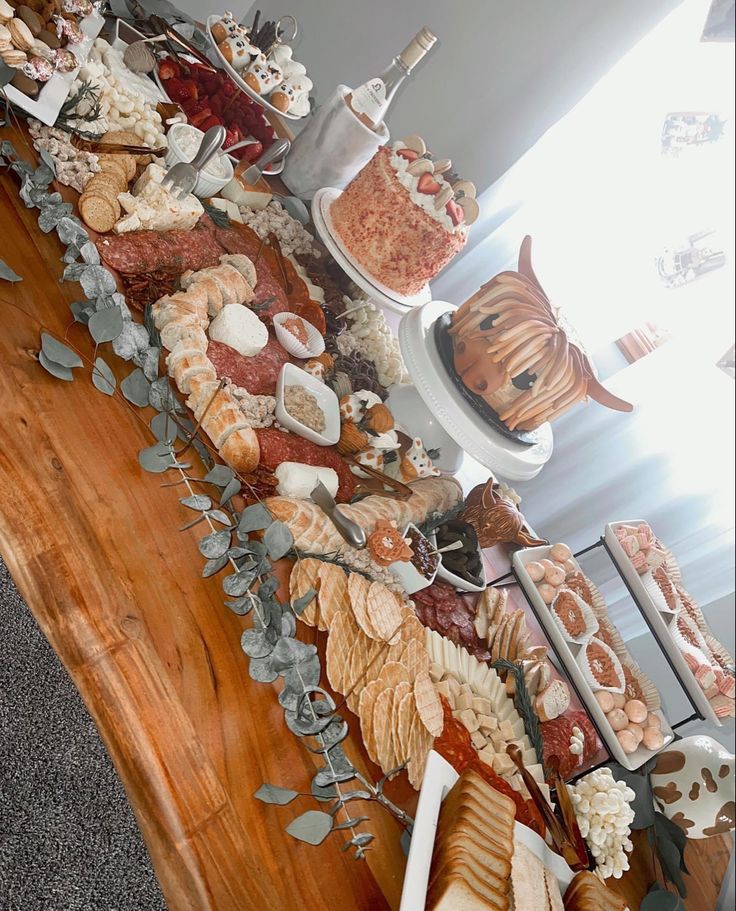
[181,0,683,191]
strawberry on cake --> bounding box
[329,135,477,297]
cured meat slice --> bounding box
[96,221,223,275]
[541,710,600,780]
[207,336,293,396]
[254,427,356,503]
[413,583,491,662]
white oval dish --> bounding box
[273,312,325,359]
[275,363,340,446]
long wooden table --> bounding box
[0,121,730,911]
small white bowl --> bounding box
[165,123,234,198]
[389,523,440,595]
[275,363,340,446]
[273,312,326,359]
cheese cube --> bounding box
[447,677,462,697]
[477,714,498,734]
[491,754,516,776]
[472,696,492,716]
[498,720,514,740]
[477,744,497,767]
[455,691,474,712]
[435,679,452,702]
[470,730,487,750]
[458,709,480,733]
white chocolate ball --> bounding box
[624,699,648,723]
[550,542,572,562]
[607,708,630,731]
[537,583,556,604]
[527,561,545,582]
[595,691,615,713]
[544,564,566,586]
[642,727,664,751]
[617,729,639,754]
[612,693,627,709]
[626,722,644,745]
[646,712,661,730]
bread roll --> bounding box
[171,353,217,395]
[205,263,251,305]
[219,426,260,473]
[202,402,247,448]
[181,272,224,316]
[219,253,257,289]
[159,323,208,353]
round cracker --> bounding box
[79,193,117,234]
[372,688,395,774]
[358,680,382,763]
[396,689,416,763]
[316,562,348,631]
[348,572,379,639]
[325,609,354,693]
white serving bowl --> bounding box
[430,529,487,594]
[165,123,234,198]
[273,312,326,359]
[275,363,340,446]
[389,523,440,595]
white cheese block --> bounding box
[115,163,203,233]
[220,176,273,211]
[208,304,268,358]
[274,462,338,500]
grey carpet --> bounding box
[0,557,167,911]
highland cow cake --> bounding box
[329,135,477,297]
[448,236,633,431]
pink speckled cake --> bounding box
[329,139,474,296]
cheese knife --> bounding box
[310,481,367,549]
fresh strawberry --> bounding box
[165,77,187,102]
[397,148,419,162]
[223,126,241,149]
[222,80,236,97]
[417,172,441,195]
[446,199,465,226]
[189,107,213,128]
[200,114,222,132]
[187,99,211,117]
[242,141,263,163]
[158,58,180,80]
[181,80,198,101]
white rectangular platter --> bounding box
[604,520,721,726]
[4,11,104,126]
[512,545,674,771]
[400,750,575,911]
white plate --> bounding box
[398,300,554,482]
[604,521,722,727]
[311,187,432,313]
[151,54,286,175]
[205,15,306,121]
[400,750,575,911]
[3,11,104,126]
[512,545,675,771]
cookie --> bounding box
[9,16,34,49]
[17,5,42,35]
[10,67,38,95]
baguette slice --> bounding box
[219,426,260,474]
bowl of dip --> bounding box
[165,122,234,198]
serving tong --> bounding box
[70,135,166,156]
[505,744,588,871]
[342,455,413,501]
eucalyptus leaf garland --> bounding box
[492,658,545,766]
[3,137,414,861]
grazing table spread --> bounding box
[0,10,733,911]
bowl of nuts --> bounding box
[275,363,340,446]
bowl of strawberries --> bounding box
[155,55,286,173]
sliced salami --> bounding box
[208,335,293,396]
[96,221,223,276]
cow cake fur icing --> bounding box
[329,136,477,297]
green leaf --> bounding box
[204,465,234,487]
[223,569,256,597]
[264,521,294,561]
[344,832,374,850]
[202,555,229,577]
[150,411,178,443]
[0,259,22,282]
[655,820,688,897]
[254,783,299,806]
[39,351,73,381]
[642,884,683,911]
[138,442,177,473]
[181,495,212,511]
[286,810,333,846]
[91,357,116,395]
[79,264,116,298]
[332,816,370,831]
[121,368,151,407]
[41,333,83,368]
[224,593,259,615]
[311,778,339,803]
[199,529,232,559]
[89,307,124,344]
[292,588,317,616]
[220,476,241,505]
[238,502,273,533]
[609,764,656,830]
[207,509,232,526]
[149,377,178,413]
[241,628,275,659]
[248,654,278,683]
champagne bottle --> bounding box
[346,27,437,130]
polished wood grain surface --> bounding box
[0,120,730,911]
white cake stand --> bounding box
[398,300,554,481]
[311,187,432,315]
